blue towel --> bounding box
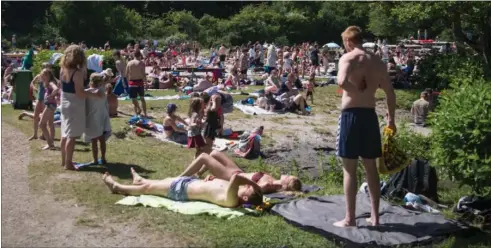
[113,77,126,96]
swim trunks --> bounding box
[336,108,382,159]
[167,176,198,201]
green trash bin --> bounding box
[12,69,33,110]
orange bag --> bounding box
[376,127,410,174]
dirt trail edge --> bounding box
[1,123,180,247]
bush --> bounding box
[32,49,116,78]
[396,123,432,161]
[430,80,491,195]
[416,53,484,90]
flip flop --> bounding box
[98,159,107,165]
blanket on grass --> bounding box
[118,95,183,101]
[234,101,278,115]
[116,195,258,220]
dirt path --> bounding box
[1,123,181,247]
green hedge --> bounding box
[430,79,491,195]
[32,49,116,78]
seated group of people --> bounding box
[104,150,302,208]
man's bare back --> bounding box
[126,59,145,80]
[338,48,390,110]
[115,59,126,76]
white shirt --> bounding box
[249,48,256,58]
[266,46,277,67]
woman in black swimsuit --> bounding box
[201,94,220,153]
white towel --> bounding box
[87,54,104,72]
[60,92,86,138]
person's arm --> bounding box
[176,116,189,126]
[224,174,263,207]
[258,181,283,193]
[47,82,59,99]
[124,63,130,79]
[30,75,40,91]
[378,61,397,132]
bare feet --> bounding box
[64,162,76,170]
[41,145,55,150]
[103,172,118,193]
[28,135,38,141]
[131,167,144,185]
[18,113,26,120]
[366,217,379,226]
[333,219,356,227]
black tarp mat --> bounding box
[272,194,468,247]
[265,185,321,200]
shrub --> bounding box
[416,53,484,90]
[430,80,491,195]
[32,49,116,78]
[396,123,432,161]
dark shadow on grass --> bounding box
[117,111,133,117]
[76,162,156,180]
[74,147,91,152]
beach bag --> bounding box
[376,127,410,174]
[383,159,439,202]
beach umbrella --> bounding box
[362,42,376,48]
[323,42,340,49]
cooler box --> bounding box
[12,69,33,110]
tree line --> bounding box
[2,1,490,78]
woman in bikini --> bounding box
[177,150,302,194]
[163,103,188,144]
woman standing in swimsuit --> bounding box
[59,45,103,170]
[201,94,220,154]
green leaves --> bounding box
[430,79,491,195]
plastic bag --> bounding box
[376,127,410,174]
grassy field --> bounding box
[2,85,490,247]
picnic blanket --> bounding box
[118,95,182,101]
[116,195,257,220]
[234,101,277,115]
[272,194,469,247]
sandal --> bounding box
[98,159,107,165]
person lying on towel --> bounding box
[179,151,302,194]
[102,168,263,208]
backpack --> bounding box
[383,159,439,202]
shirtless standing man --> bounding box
[334,26,396,227]
[114,50,127,95]
[102,168,263,208]
[125,50,147,117]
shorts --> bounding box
[311,59,319,66]
[219,55,226,62]
[187,135,206,148]
[128,86,145,99]
[264,66,276,74]
[240,69,248,75]
[45,102,57,111]
[168,176,198,201]
[336,108,382,159]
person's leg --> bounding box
[359,109,382,226]
[334,109,361,227]
[103,172,170,196]
[333,158,358,227]
[139,87,147,117]
[362,158,380,226]
[64,137,77,170]
[294,94,306,114]
[39,108,54,149]
[91,138,98,163]
[99,135,107,162]
[129,87,141,115]
[29,102,44,140]
[179,153,236,180]
[210,150,242,171]
[60,136,67,167]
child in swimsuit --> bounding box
[303,73,315,104]
[201,94,220,153]
[39,70,59,150]
[105,84,118,117]
[187,97,206,158]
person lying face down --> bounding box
[179,151,302,194]
[102,167,264,208]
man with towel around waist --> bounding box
[125,50,147,117]
[334,26,396,227]
[102,168,263,208]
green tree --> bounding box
[392,2,491,79]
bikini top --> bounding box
[251,172,265,183]
[61,69,78,93]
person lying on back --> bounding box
[103,168,263,208]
